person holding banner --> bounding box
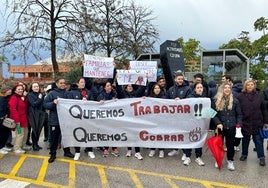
[44,78,74,163]
[183,82,207,166]
[116,83,146,160]
[212,82,242,170]
[97,80,120,157]
[148,83,166,158]
[68,77,96,160]
[146,76,167,97]
[166,72,192,158]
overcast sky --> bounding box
[2,0,268,77]
[136,0,268,50]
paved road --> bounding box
[0,133,268,188]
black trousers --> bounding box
[127,147,140,153]
[223,127,236,161]
[0,125,11,149]
[49,125,70,156]
[32,132,40,146]
[43,112,49,139]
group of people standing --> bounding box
[212,75,268,170]
[1,72,268,171]
[0,81,48,155]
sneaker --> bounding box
[148,150,155,157]
[240,155,247,161]
[234,146,240,152]
[159,150,164,158]
[227,160,235,171]
[22,145,32,151]
[181,153,186,161]
[74,153,80,161]
[260,158,266,166]
[168,149,179,156]
[215,162,218,168]
[195,157,205,166]
[103,149,109,157]
[97,147,105,151]
[13,149,25,154]
[26,141,32,146]
[6,143,13,148]
[134,152,143,160]
[2,147,12,151]
[0,148,8,154]
[126,150,132,157]
[111,149,120,157]
[64,152,74,158]
[183,157,191,166]
[88,152,95,159]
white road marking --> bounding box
[0,179,30,188]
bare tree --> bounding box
[84,0,127,58]
[74,0,159,60]
[123,0,159,59]
[0,0,82,76]
[0,0,159,76]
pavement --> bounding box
[0,132,268,188]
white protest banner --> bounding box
[83,54,114,78]
[130,61,157,82]
[57,98,211,149]
[116,69,148,86]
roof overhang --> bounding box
[202,48,249,62]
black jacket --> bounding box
[117,85,146,99]
[238,91,268,135]
[212,98,242,130]
[262,88,268,108]
[208,80,217,99]
[68,87,93,101]
[27,91,44,113]
[166,81,191,99]
[43,88,69,126]
[97,89,117,101]
[232,83,243,98]
[0,96,8,125]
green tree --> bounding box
[219,32,268,89]
[254,17,268,35]
[176,37,201,72]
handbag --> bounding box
[259,126,268,139]
[2,117,16,129]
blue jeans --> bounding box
[241,132,264,159]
